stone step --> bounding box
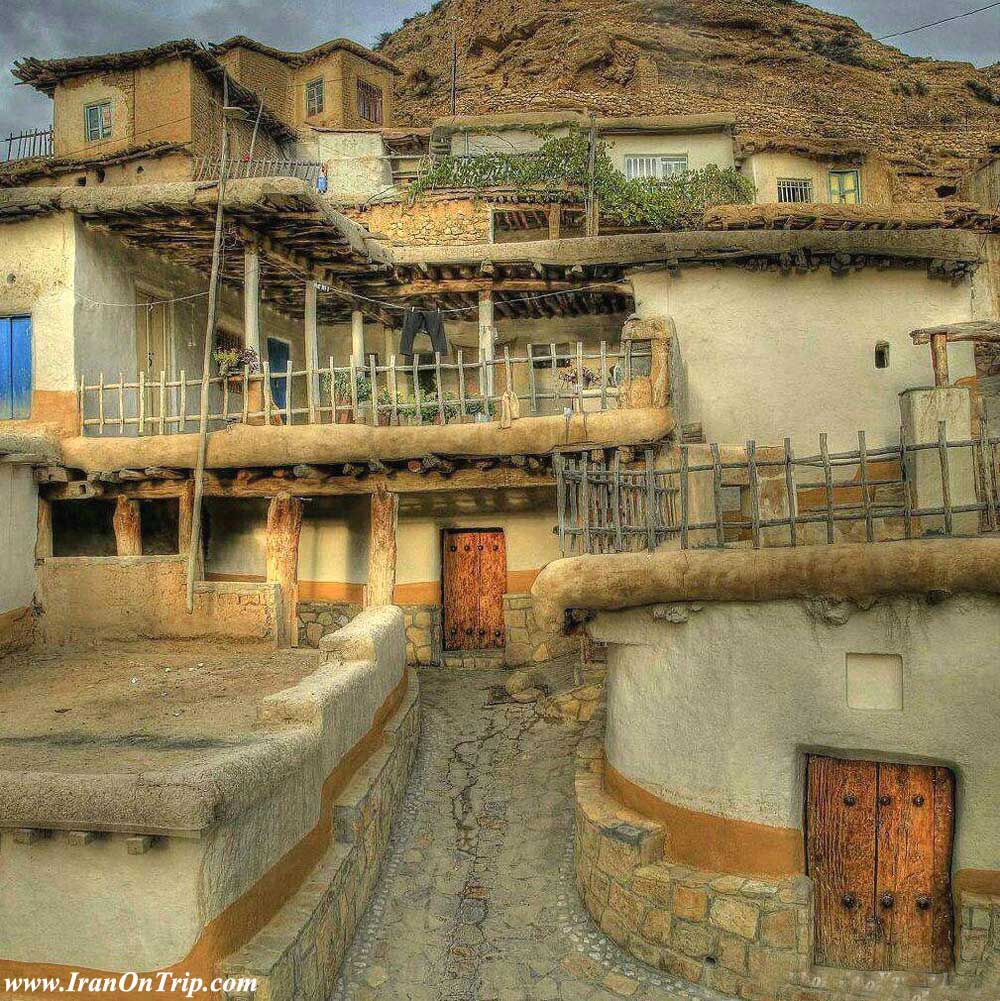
[780,965,973,1000]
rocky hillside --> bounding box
[379,0,1000,198]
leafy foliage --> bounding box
[811,33,872,68]
[408,130,755,230]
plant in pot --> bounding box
[321,370,373,423]
[214,346,260,387]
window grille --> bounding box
[830,169,861,205]
[84,102,112,143]
[624,154,689,181]
[776,178,814,203]
[305,78,325,117]
[357,80,384,124]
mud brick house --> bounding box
[0,21,999,1001]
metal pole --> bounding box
[186,77,230,612]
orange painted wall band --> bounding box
[0,670,410,999]
[954,869,1000,897]
[604,763,805,880]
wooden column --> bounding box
[478,290,495,398]
[304,281,319,419]
[351,310,366,369]
[547,204,561,240]
[113,496,142,557]
[930,333,950,387]
[365,484,398,609]
[244,245,261,357]
[35,499,53,560]
[266,493,303,647]
[178,480,203,575]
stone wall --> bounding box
[297,601,441,668]
[352,197,492,247]
[221,671,420,1001]
[503,593,577,667]
[575,717,812,1000]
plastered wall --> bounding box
[740,151,895,207]
[0,466,37,618]
[592,595,1000,876]
[604,132,736,174]
[630,266,975,451]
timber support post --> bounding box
[113,496,142,557]
[35,499,53,560]
[366,483,398,609]
[178,481,203,576]
[266,493,303,648]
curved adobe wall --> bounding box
[590,594,1000,883]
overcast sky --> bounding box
[2,0,998,142]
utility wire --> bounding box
[876,1,1000,40]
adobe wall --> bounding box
[630,266,976,451]
[604,132,736,174]
[0,466,38,654]
[357,197,493,246]
[34,556,279,646]
[0,608,418,999]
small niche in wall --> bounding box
[874,341,890,370]
[845,653,903,711]
[51,501,116,557]
[140,499,179,556]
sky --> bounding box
[1,0,998,142]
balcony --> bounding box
[193,155,324,183]
[3,128,53,163]
[78,341,651,438]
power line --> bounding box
[877,1,1000,41]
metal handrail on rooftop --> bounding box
[3,128,53,163]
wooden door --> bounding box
[0,316,31,420]
[442,529,506,651]
[136,294,169,425]
[807,755,954,974]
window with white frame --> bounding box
[84,101,112,143]
[624,154,689,181]
[776,177,814,203]
[305,78,324,117]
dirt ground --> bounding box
[0,640,321,774]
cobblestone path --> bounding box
[334,670,728,1001]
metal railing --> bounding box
[193,156,324,182]
[79,341,649,437]
[556,424,1000,555]
[3,128,53,163]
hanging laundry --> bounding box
[399,309,449,357]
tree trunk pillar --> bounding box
[113,496,142,557]
[178,480,204,576]
[366,484,398,609]
[266,493,303,647]
[35,499,53,560]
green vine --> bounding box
[408,130,756,229]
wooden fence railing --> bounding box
[3,128,53,163]
[193,156,324,182]
[79,341,649,437]
[555,424,1000,555]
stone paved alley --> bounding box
[333,671,727,1001]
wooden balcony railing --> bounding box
[79,341,651,437]
[3,128,53,163]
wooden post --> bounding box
[478,289,495,399]
[547,204,561,240]
[178,480,203,575]
[113,496,142,557]
[304,281,319,423]
[351,310,366,370]
[930,332,950,387]
[366,484,398,609]
[266,494,303,648]
[244,245,261,357]
[35,499,53,560]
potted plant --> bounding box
[214,346,260,388]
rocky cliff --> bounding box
[379,0,1000,197]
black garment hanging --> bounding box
[399,309,449,357]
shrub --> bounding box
[811,33,871,68]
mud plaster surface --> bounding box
[0,640,320,774]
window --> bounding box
[875,342,890,370]
[84,101,112,143]
[830,169,861,205]
[357,80,384,124]
[624,154,689,181]
[305,78,325,117]
[776,178,814,203]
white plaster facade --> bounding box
[0,466,37,618]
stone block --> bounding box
[632,865,673,908]
[673,920,718,960]
[717,932,749,974]
[608,884,646,930]
[673,884,709,922]
[761,909,797,950]
[710,896,759,941]
[660,947,704,983]
[600,905,632,947]
[642,908,672,946]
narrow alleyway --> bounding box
[333,670,727,1001]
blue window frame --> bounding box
[0,316,31,420]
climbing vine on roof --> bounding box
[408,130,756,230]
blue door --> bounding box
[267,337,290,414]
[0,316,31,420]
